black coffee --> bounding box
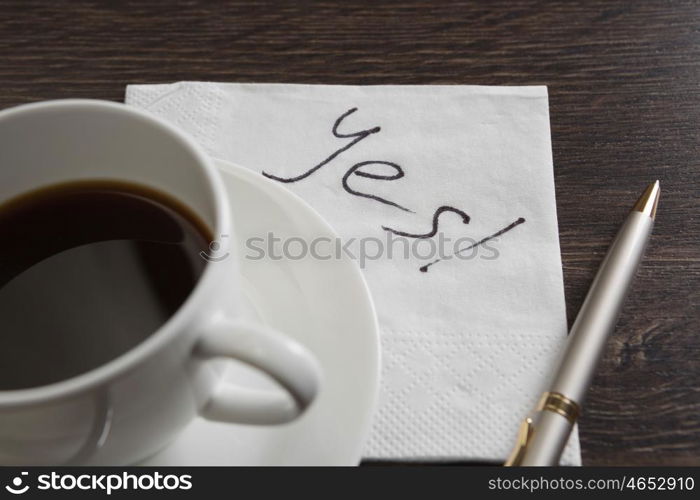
[0,181,212,390]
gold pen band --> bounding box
[504,392,580,466]
[537,392,581,424]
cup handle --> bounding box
[194,316,322,425]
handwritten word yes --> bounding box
[262,107,525,272]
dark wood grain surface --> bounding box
[0,0,698,466]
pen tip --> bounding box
[632,180,660,219]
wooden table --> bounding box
[1,0,698,465]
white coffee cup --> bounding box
[0,100,322,465]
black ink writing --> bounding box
[381,206,470,238]
[343,161,413,213]
[419,217,526,273]
[262,107,410,211]
[261,106,527,274]
[262,107,380,183]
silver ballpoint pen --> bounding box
[505,180,660,466]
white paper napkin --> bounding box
[125,83,580,465]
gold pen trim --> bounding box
[537,392,581,424]
[504,393,580,466]
[504,417,533,467]
[631,180,660,219]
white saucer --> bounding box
[142,159,380,465]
